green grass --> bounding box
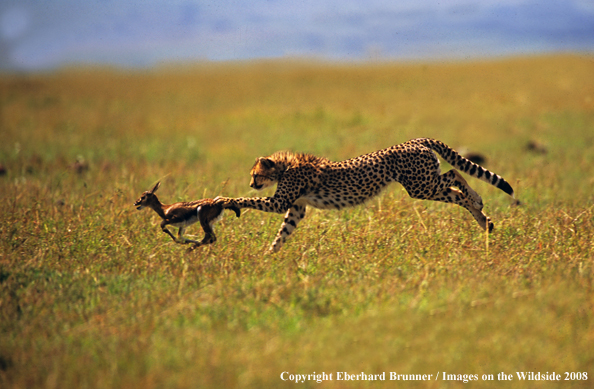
[1,55,593,388]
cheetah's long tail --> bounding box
[420,138,515,197]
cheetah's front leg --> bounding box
[269,204,307,253]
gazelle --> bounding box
[134,182,240,248]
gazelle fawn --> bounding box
[134,182,240,249]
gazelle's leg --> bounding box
[160,222,179,242]
[163,225,198,244]
[197,214,217,246]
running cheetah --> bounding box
[215,138,514,252]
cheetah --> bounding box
[215,138,515,253]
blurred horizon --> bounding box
[1,0,593,72]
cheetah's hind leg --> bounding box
[430,186,494,232]
[439,169,484,211]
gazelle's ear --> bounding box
[150,181,161,194]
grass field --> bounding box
[1,55,593,388]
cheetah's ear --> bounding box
[259,157,275,170]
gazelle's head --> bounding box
[134,181,161,210]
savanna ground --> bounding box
[0,55,593,388]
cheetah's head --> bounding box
[250,157,279,190]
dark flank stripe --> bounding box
[484,170,491,180]
[491,174,498,185]
[469,165,477,175]
[182,210,197,222]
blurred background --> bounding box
[1,0,593,71]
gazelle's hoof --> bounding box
[187,243,201,252]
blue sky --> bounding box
[1,0,593,70]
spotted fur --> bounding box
[216,138,514,252]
